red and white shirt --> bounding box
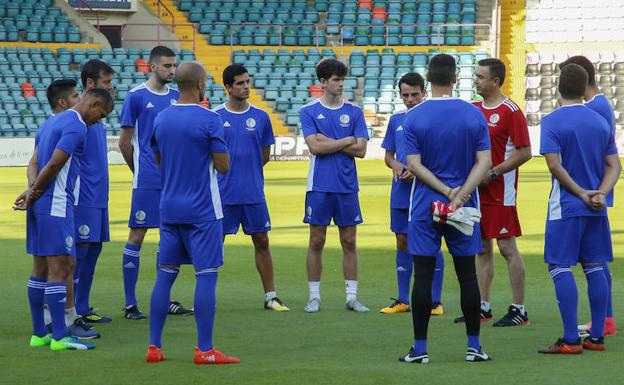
[474,98,531,206]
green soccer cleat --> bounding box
[50,336,96,351]
[30,333,52,348]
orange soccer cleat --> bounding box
[146,345,165,363]
[538,338,583,354]
[194,347,240,365]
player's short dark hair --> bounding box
[316,58,348,81]
[398,72,425,92]
[427,54,456,87]
[478,58,506,86]
[85,87,114,109]
[558,63,588,99]
[149,45,176,63]
[80,59,114,88]
[222,64,248,87]
[46,78,77,109]
[559,55,596,87]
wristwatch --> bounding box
[488,169,498,181]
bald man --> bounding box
[146,62,239,364]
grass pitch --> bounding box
[1,159,623,385]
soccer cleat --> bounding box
[81,308,112,323]
[399,348,429,364]
[29,333,52,348]
[582,336,606,351]
[68,317,100,339]
[194,347,240,364]
[304,298,320,313]
[50,336,96,351]
[264,297,290,312]
[146,345,165,363]
[346,299,370,313]
[431,302,444,316]
[538,338,582,354]
[124,305,146,320]
[454,308,493,324]
[579,317,617,336]
[379,298,409,314]
[493,305,529,327]
[466,347,491,362]
[168,300,194,315]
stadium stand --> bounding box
[0,0,82,43]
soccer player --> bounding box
[118,46,192,319]
[213,64,289,311]
[400,54,492,363]
[300,58,369,313]
[559,55,617,336]
[146,61,239,365]
[16,88,113,351]
[538,63,620,354]
[73,60,115,326]
[459,58,532,327]
[28,80,98,340]
[380,72,445,315]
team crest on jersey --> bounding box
[65,236,74,248]
[489,113,500,124]
[340,114,350,124]
[246,118,257,131]
[78,225,90,237]
[135,210,146,223]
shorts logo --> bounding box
[354,215,361,222]
[265,221,271,227]
[78,225,90,237]
[135,210,146,224]
[489,113,500,124]
[306,206,312,217]
[246,118,256,131]
[65,236,74,248]
[339,114,350,126]
[499,227,509,234]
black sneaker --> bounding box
[82,308,112,324]
[493,305,529,327]
[168,300,194,315]
[466,347,491,362]
[124,305,146,320]
[454,308,493,323]
[399,348,429,364]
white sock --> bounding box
[43,304,51,325]
[345,280,358,303]
[65,306,78,326]
[480,300,491,312]
[264,291,277,302]
[308,281,320,300]
[512,303,525,315]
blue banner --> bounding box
[69,0,132,10]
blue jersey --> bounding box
[74,121,108,208]
[381,110,411,209]
[586,93,616,206]
[213,104,274,204]
[404,97,491,221]
[300,99,369,193]
[121,83,179,189]
[153,104,228,224]
[540,104,617,220]
[31,109,87,218]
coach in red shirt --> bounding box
[469,58,532,327]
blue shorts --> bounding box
[128,188,160,228]
[408,218,482,257]
[27,211,76,257]
[303,191,363,227]
[75,206,110,243]
[222,203,271,235]
[158,220,224,270]
[390,208,409,234]
[544,216,613,265]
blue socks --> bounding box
[604,263,613,318]
[195,268,218,352]
[549,265,579,343]
[396,249,412,304]
[149,266,179,348]
[413,339,427,355]
[45,282,68,340]
[584,265,608,339]
[432,251,444,303]
[74,245,89,313]
[123,243,141,307]
[75,243,102,315]
[27,277,47,337]
[467,335,480,350]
